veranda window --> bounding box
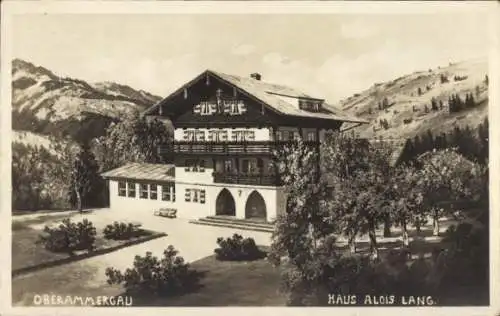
[139,183,149,199]
[162,184,170,201]
[127,182,136,198]
[118,181,126,197]
[149,184,158,200]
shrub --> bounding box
[105,246,199,296]
[37,218,96,254]
[214,233,264,261]
[103,221,145,240]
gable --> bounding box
[148,72,282,127]
[144,70,368,128]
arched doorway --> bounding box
[215,188,236,216]
[245,191,267,220]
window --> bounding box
[224,160,232,172]
[200,102,211,115]
[200,190,206,204]
[283,131,291,141]
[220,130,228,141]
[127,182,136,198]
[150,184,158,200]
[184,188,206,204]
[275,131,283,141]
[140,183,149,199]
[242,160,250,173]
[118,181,126,197]
[185,159,204,172]
[230,101,240,115]
[307,131,316,141]
[162,183,175,201]
[195,130,205,141]
[162,184,171,201]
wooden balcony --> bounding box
[213,172,281,186]
[159,140,318,156]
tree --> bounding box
[417,149,476,236]
[50,138,100,212]
[439,100,444,111]
[382,97,389,109]
[465,93,475,108]
[12,143,54,211]
[431,98,438,111]
[484,74,489,85]
[418,87,423,96]
[69,142,101,212]
[92,110,173,173]
[390,163,425,246]
[321,135,394,258]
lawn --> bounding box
[12,215,165,273]
[12,249,286,307]
[132,252,286,306]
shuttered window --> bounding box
[185,189,191,202]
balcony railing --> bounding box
[160,140,319,156]
[213,172,281,186]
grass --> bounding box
[12,218,161,272]
[115,250,286,306]
[12,247,286,306]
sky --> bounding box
[12,12,490,103]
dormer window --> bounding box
[299,98,322,112]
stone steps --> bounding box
[189,216,274,233]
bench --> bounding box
[154,208,177,218]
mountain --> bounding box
[340,58,488,139]
[11,58,162,142]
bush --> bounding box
[37,218,96,254]
[105,245,199,296]
[103,221,145,240]
[440,221,489,287]
[214,233,265,261]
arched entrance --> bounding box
[215,188,236,216]
[245,191,267,220]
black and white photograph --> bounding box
[1,1,498,313]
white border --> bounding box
[1,1,499,316]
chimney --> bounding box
[250,73,261,81]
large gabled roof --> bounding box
[144,69,368,124]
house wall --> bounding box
[109,180,176,214]
[109,179,282,221]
